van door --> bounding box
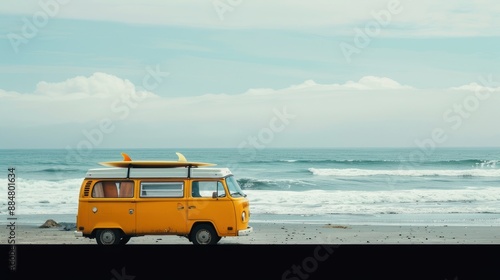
[187,180,236,236]
[135,180,188,235]
[88,181,136,234]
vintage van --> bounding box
[74,154,253,245]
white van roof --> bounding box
[85,167,233,179]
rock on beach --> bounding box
[39,219,60,228]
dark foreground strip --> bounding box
[1,244,498,280]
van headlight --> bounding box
[241,211,246,222]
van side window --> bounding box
[140,182,184,198]
[192,181,226,198]
[92,181,134,198]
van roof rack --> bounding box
[85,167,233,179]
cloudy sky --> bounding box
[1,0,500,149]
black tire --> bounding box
[96,229,121,245]
[191,224,219,245]
[119,235,131,245]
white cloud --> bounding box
[0,89,21,98]
[354,76,413,90]
[450,82,500,92]
[34,72,156,99]
[0,72,159,125]
[2,72,500,148]
[246,76,413,95]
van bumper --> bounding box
[238,226,253,236]
[74,231,83,237]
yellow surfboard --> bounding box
[99,152,216,168]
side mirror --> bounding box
[212,192,217,199]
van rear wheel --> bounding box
[96,229,121,245]
[191,224,219,245]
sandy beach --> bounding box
[3,221,500,245]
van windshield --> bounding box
[225,176,246,197]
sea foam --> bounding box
[244,187,500,215]
[0,178,82,215]
[308,168,500,177]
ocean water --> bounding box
[1,147,500,226]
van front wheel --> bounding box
[96,229,121,245]
[191,224,219,245]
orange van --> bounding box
[74,154,252,245]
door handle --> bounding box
[188,206,196,209]
[177,205,185,210]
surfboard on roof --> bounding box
[99,152,216,168]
